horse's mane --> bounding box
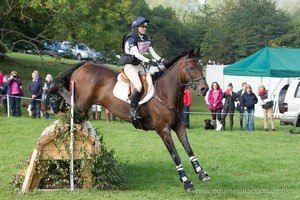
[164,50,190,69]
[47,61,86,99]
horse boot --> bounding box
[130,88,142,120]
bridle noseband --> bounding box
[182,55,206,89]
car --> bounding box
[279,79,300,127]
[70,43,101,61]
[12,42,38,54]
[39,41,68,56]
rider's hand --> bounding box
[148,60,158,66]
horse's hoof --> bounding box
[199,171,210,181]
[184,180,194,192]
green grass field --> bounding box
[0,53,300,199]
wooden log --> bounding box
[21,148,39,193]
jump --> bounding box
[47,48,210,192]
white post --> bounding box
[70,81,75,191]
[7,94,10,117]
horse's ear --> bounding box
[188,48,194,57]
[196,48,200,56]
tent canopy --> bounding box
[223,47,300,77]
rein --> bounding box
[153,54,205,114]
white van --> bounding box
[279,80,300,127]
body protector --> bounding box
[117,30,161,66]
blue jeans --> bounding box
[245,108,254,132]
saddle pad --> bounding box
[113,73,155,105]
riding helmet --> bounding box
[131,16,149,28]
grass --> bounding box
[0,53,300,199]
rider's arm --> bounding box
[129,46,150,63]
[124,38,150,63]
[148,46,161,61]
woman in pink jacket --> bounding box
[207,81,223,129]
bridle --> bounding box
[154,54,207,113]
[182,55,206,89]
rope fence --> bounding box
[0,94,45,117]
[0,94,280,118]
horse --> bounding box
[47,48,210,192]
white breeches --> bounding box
[124,64,145,92]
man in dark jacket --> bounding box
[221,83,237,131]
[28,71,43,118]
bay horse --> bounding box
[47,48,210,192]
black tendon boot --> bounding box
[130,88,142,120]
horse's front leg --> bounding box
[158,129,195,192]
[173,122,210,182]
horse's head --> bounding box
[180,48,209,96]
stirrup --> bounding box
[130,109,142,121]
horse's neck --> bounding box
[156,62,183,108]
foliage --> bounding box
[10,125,126,191]
[201,0,290,64]
[91,135,126,190]
[0,0,133,55]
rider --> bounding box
[121,16,162,120]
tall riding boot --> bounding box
[97,111,101,120]
[130,88,142,120]
[92,112,96,120]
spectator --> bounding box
[91,105,102,120]
[28,71,43,118]
[258,84,275,132]
[0,75,8,113]
[7,71,23,117]
[106,109,111,122]
[0,70,4,104]
[241,85,258,132]
[183,86,192,129]
[43,74,54,119]
[221,83,237,131]
[34,70,43,83]
[207,81,223,130]
[236,82,247,130]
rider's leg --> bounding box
[124,64,145,120]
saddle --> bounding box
[120,69,148,100]
[113,69,155,105]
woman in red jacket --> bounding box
[183,86,192,128]
[207,81,223,130]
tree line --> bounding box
[0,0,300,64]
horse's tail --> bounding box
[46,61,87,106]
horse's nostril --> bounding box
[201,87,208,93]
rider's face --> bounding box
[137,26,147,35]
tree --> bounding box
[201,0,290,64]
[0,0,133,56]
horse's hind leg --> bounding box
[158,129,195,192]
[174,124,210,182]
